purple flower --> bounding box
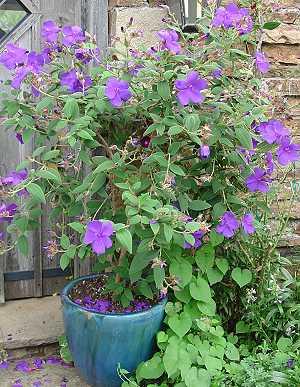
[33,358,44,369]
[62,25,85,46]
[256,119,289,144]
[15,360,31,372]
[33,381,42,387]
[287,359,295,369]
[0,203,18,223]
[241,213,255,234]
[140,136,151,148]
[0,360,8,369]
[184,230,204,249]
[0,43,27,70]
[59,69,92,93]
[265,151,275,174]
[157,29,181,55]
[12,380,23,387]
[212,68,223,79]
[41,20,60,43]
[16,133,24,144]
[2,169,28,186]
[212,3,253,35]
[128,62,144,76]
[94,299,112,313]
[105,77,132,107]
[277,136,300,166]
[10,51,46,89]
[198,145,210,159]
[175,71,208,106]
[83,220,114,255]
[216,211,239,238]
[246,167,271,193]
[255,51,270,74]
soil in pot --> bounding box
[69,275,164,314]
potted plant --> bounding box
[0,1,299,387]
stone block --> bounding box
[110,6,169,49]
[109,0,147,7]
[263,24,300,45]
[263,44,300,65]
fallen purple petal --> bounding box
[15,360,31,373]
[0,360,8,369]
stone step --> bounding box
[0,296,64,359]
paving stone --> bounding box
[0,296,64,350]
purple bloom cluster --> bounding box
[157,29,181,55]
[41,20,85,47]
[184,230,204,249]
[216,211,255,238]
[0,203,17,223]
[105,77,132,107]
[83,220,114,255]
[212,3,253,35]
[255,51,270,74]
[175,71,208,106]
[59,69,92,93]
[1,169,28,186]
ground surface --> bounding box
[0,357,90,387]
[0,296,64,350]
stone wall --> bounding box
[108,0,300,252]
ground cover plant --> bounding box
[0,0,299,385]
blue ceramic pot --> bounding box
[61,275,167,387]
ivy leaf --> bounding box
[189,277,211,302]
[207,268,223,285]
[225,343,240,361]
[27,183,46,204]
[116,228,132,254]
[168,312,192,338]
[231,267,252,287]
[137,355,164,380]
[216,258,229,275]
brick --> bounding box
[264,78,300,96]
[110,6,169,49]
[271,8,300,24]
[263,24,300,45]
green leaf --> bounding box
[207,268,223,285]
[198,298,216,316]
[263,21,281,30]
[129,251,157,282]
[60,253,70,271]
[60,234,70,249]
[184,367,211,387]
[63,98,79,119]
[277,337,292,352]
[168,126,183,136]
[153,266,165,289]
[210,230,224,246]
[189,200,211,211]
[170,164,185,176]
[216,258,229,275]
[236,321,250,334]
[195,244,215,272]
[225,343,240,361]
[163,339,179,377]
[35,169,62,184]
[116,228,132,254]
[168,312,192,338]
[189,277,211,302]
[68,222,85,233]
[157,81,171,100]
[204,355,223,371]
[17,235,29,256]
[93,159,115,175]
[137,355,164,380]
[36,96,53,113]
[27,183,46,203]
[184,114,200,132]
[42,150,60,161]
[231,267,252,288]
[170,260,192,288]
[163,224,173,242]
[235,126,252,149]
[77,130,94,140]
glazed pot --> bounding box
[61,274,167,387]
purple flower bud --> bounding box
[198,145,210,159]
[255,51,270,74]
[140,136,151,148]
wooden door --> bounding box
[0,0,108,303]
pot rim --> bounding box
[61,274,167,317]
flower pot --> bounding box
[61,274,167,387]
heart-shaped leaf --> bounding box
[216,258,229,274]
[207,268,223,285]
[231,267,252,287]
[189,277,211,302]
[168,312,192,338]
